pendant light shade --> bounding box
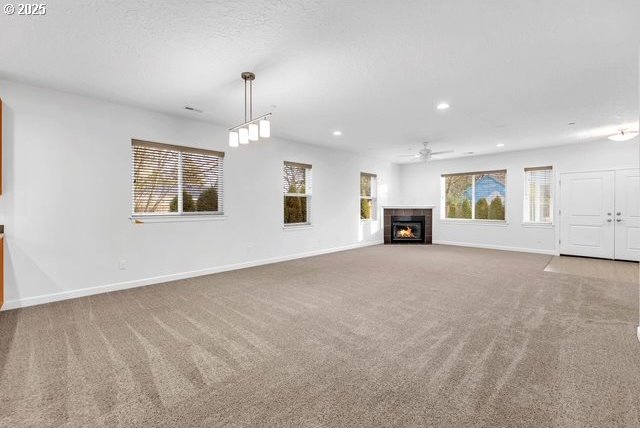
[248,123,259,141]
[229,131,239,147]
[259,119,271,138]
[239,128,249,145]
[228,72,272,148]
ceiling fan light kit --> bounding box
[399,142,454,163]
[229,72,272,148]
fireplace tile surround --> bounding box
[383,206,433,244]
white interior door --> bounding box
[560,171,615,259]
[614,169,640,261]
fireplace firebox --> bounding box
[390,216,425,243]
[393,222,422,241]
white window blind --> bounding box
[360,173,377,220]
[524,166,552,224]
[283,161,312,225]
[442,170,507,221]
[132,140,224,216]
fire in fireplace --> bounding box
[396,226,417,239]
[392,222,423,241]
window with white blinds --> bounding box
[132,140,224,216]
[360,173,377,220]
[442,170,507,221]
[524,166,552,224]
[283,161,312,225]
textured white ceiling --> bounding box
[1,0,639,161]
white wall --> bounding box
[1,78,637,310]
[0,80,400,309]
[399,140,639,254]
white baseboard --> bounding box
[432,240,557,256]
[637,326,640,344]
[1,240,382,311]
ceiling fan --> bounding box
[399,142,453,163]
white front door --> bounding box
[614,169,640,261]
[560,171,615,259]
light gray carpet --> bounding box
[1,245,639,427]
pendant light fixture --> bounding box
[229,72,272,147]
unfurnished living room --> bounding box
[0,1,639,427]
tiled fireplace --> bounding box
[383,206,433,244]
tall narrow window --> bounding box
[442,170,506,221]
[524,166,552,224]
[132,140,224,217]
[283,161,312,225]
[360,173,377,220]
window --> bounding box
[524,166,552,224]
[132,140,224,217]
[442,170,506,221]
[360,173,377,220]
[283,161,312,225]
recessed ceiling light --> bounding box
[436,102,450,110]
[333,130,342,136]
[608,130,639,141]
[568,122,576,125]
[496,143,505,147]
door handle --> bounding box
[607,219,612,222]
[607,212,612,216]
[616,219,622,222]
[616,212,622,216]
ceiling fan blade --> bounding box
[430,150,454,155]
[397,154,418,158]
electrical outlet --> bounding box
[119,260,127,270]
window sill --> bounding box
[440,219,509,227]
[131,215,227,224]
[522,222,554,229]
[283,223,313,231]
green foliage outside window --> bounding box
[196,187,219,212]
[489,197,505,220]
[360,198,372,219]
[360,174,376,220]
[445,175,473,218]
[475,198,489,219]
[169,191,196,212]
[460,199,472,219]
[284,184,308,224]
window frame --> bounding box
[441,169,507,223]
[131,139,225,220]
[360,172,378,221]
[523,166,553,225]
[283,161,312,227]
